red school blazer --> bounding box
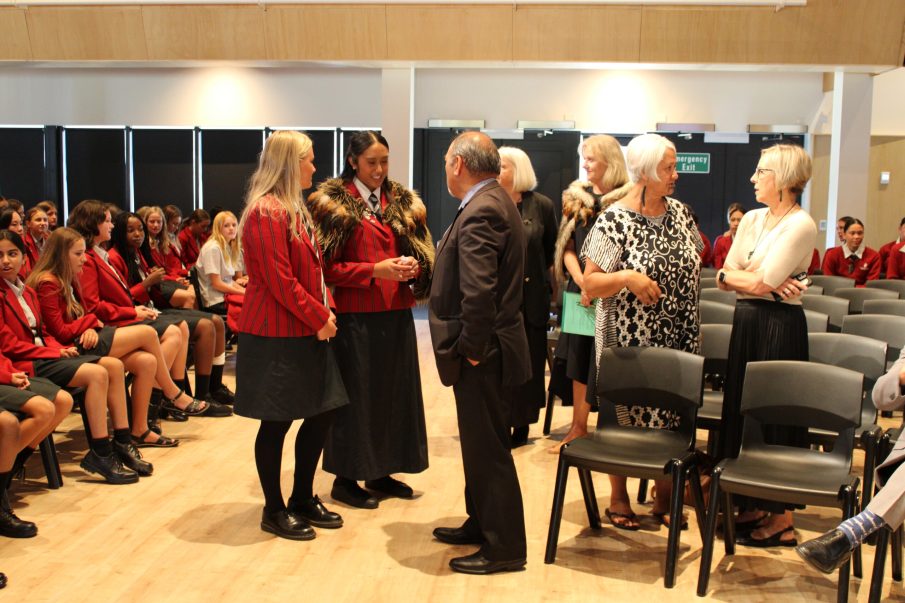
[23,232,43,270]
[238,199,333,338]
[178,227,208,269]
[152,244,189,279]
[77,248,140,326]
[821,245,882,287]
[33,275,100,346]
[0,279,66,375]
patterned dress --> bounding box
[581,197,702,428]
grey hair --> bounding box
[625,133,676,184]
[449,132,500,176]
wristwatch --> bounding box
[718,270,726,284]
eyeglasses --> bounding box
[754,168,774,178]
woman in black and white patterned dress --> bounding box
[581,133,702,530]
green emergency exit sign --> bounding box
[676,153,711,174]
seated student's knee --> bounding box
[27,397,56,425]
[0,411,19,437]
[55,391,74,414]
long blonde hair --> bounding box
[26,227,86,320]
[209,210,241,268]
[240,130,313,240]
[137,205,172,252]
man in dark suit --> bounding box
[428,132,531,575]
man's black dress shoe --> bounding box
[80,450,139,485]
[260,509,315,541]
[433,526,483,546]
[0,507,37,538]
[449,551,526,575]
[365,476,413,499]
[289,495,343,529]
[795,529,854,574]
[113,440,153,477]
[332,478,378,509]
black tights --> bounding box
[254,410,336,513]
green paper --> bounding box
[561,291,597,337]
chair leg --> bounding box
[862,433,878,510]
[577,468,601,529]
[892,525,903,581]
[723,489,736,556]
[847,485,863,579]
[696,467,724,597]
[664,462,686,589]
[838,486,857,601]
[687,464,707,541]
[542,390,555,436]
[38,435,63,490]
[637,479,649,504]
[544,455,571,564]
[869,527,891,603]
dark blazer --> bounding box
[428,180,531,387]
[518,191,557,329]
[237,197,333,338]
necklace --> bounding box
[748,204,796,260]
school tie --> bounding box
[368,193,382,220]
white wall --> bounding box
[871,67,905,136]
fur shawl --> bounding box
[553,179,634,286]
[307,178,435,300]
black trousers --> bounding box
[453,353,527,561]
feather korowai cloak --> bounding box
[307,178,435,301]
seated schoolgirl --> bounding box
[136,205,195,309]
[197,210,246,313]
[177,209,210,269]
[0,230,146,484]
[0,210,31,279]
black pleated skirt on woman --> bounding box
[322,309,428,481]
[716,298,809,513]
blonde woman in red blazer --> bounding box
[236,130,349,541]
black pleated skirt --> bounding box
[717,298,809,513]
[34,355,102,387]
[0,377,61,412]
[507,322,547,427]
[322,309,428,480]
[235,333,348,421]
[75,326,117,357]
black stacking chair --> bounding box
[804,309,830,333]
[700,288,736,307]
[803,285,825,296]
[802,294,850,332]
[862,299,905,318]
[834,287,898,314]
[699,324,732,456]
[545,346,705,588]
[866,279,905,299]
[807,332,887,509]
[542,327,561,435]
[700,267,718,281]
[810,274,857,297]
[696,361,864,603]
[842,314,905,367]
[700,300,734,325]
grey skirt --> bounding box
[0,377,61,412]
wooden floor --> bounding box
[2,315,904,602]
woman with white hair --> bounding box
[581,133,703,530]
[715,144,817,547]
[497,146,558,447]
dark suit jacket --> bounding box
[428,180,531,387]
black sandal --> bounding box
[132,429,179,448]
[161,390,209,416]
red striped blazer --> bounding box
[77,248,140,326]
[238,197,332,337]
[0,279,66,375]
[33,275,101,346]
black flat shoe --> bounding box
[200,397,233,417]
[795,529,854,574]
[433,526,483,546]
[510,426,529,448]
[113,440,153,477]
[737,526,797,548]
[289,495,343,529]
[0,571,6,589]
[733,514,768,534]
[365,476,413,499]
[260,509,315,541]
[209,386,235,406]
[80,450,139,485]
[449,551,526,575]
[0,508,37,538]
[331,478,378,509]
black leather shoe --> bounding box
[0,507,37,538]
[209,386,235,406]
[289,495,343,529]
[113,440,153,477]
[80,450,139,485]
[365,476,413,499]
[0,489,10,514]
[510,426,529,448]
[0,571,6,588]
[795,529,854,574]
[260,509,315,541]
[433,526,483,546]
[449,551,525,575]
[200,397,233,417]
[331,478,378,509]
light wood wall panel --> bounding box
[141,5,266,60]
[0,8,31,60]
[810,134,831,253]
[264,5,387,61]
[640,0,905,66]
[386,5,512,61]
[25,6,148,61]
[867,136,905,249]
[512,6,641,62]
